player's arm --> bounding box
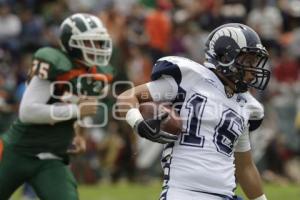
[234,129,267,200]
[235,151,266,200]
[116,76,178,143]
[67,121,87,154]
[19,76,97,124]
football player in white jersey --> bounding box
[116,23,270,200]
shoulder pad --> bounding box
[152,56,208,85]
[97,64,115,77]
[33,47,73,81]
[152,58,182,84]
[244,92,264,120]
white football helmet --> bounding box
[60,13,112,67]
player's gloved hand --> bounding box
[78,96,98,118]
[134,112,178,144]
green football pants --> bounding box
[0,140,79,200]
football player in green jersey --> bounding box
[0,13,113,200]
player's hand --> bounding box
[78,96,98,118]
[134,112,178,144]
[67,135,87,154]
[67,122,86,154]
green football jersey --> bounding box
[2,47,114,159]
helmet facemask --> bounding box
[69,32,112,67]
[222,47,271,93]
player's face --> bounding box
[83,40,110,63]
[243,70,255,84]
[83,40,109,49]
[236,52,260,68]
[236,52,260,84]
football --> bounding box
[139,102,182,135]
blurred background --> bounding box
[0,0,299,199]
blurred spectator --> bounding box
[262,135,294,185]
[42,2,69,47]
[0,48,18,133]
[273,50,300,84]
[114,0,138,16]
[196,0,226,31]
[221,0,247,23]
[71,127,104,184]
[287,27,300,60]
[99,3,127,83]
[111,121,136,183]
[99,120,136,183]
[279,0,300,19]
[0,2,21,53]
[126,3,148,47]
[248,0,283,55]
[65,0,115,13]
[0,3,21,39]
[126,45,152,86]
[145,0,172,62]
[19,8,44,50]
[0,73,17,132]
[170,23,187,56]
[182,22,207,63]
[99,3,126,47]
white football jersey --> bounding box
[148,56,264,199]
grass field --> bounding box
[11,180,300,200]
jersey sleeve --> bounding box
[19,76,78,124]
[146,75,178,102]
[31,47,73,82]
[151,58,182,85]
[244,93,264,132]
[234,127,251,152]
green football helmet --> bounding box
[59,13,112,67]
